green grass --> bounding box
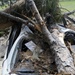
[0,5,8,11]
[59,1,75,13]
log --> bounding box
[27,0,75,74]
[0,11,41,32]
[0,11,28,24]
[0,0,26,29]
[51,28,75,74]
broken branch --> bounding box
[26,0,75,74]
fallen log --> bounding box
[0,0,75,74]
[51,28,75,74]
[26,0,75,74]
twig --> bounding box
[23,15,42,33]
[0,11,28,24]
[12,11,42,32]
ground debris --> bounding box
[11,48,58,75]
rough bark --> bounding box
[27,0,75,74]
[0,11,28,24]
[0,11,42,32]
[0,0,26,29]
[51,28,75,74]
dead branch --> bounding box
[3,0,25,13]
[64,10,75,16]
[0,11,28,24]
[23,15,42,32]
[26,0,75,74]
[0,0,26,29]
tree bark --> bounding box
[51,28,75,74]
[0,0,26,29]
[27,0,75,74]
[0,11,28,24]
[0,11,41,32]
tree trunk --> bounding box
[51,28,75,74]
[27,0,75,74]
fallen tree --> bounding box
[0,0,75,74]
[26,0,75,74]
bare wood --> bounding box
[0,11,28,24]
[26,0,55,44]
[23,15,42,32]
[27,0,75,74]
[0,11,42,32]
[9,11,42,32]
[51,29,75,74]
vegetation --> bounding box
[59,0,75,12]
[34,0,61,22]
[0,0,16,10]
